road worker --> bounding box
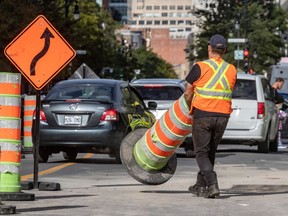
[184,34,237,198]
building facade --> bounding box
[107,0,200,79]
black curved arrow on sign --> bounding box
[30,28,54,76]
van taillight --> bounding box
[100,109,119,121]
[257,102,265,119]
[33,110,47,121]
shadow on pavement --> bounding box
[36,194,97,200]
[16,205,87,213]
[139,184,288,198]
[221,184,288,198]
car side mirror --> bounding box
[148,101,157,110]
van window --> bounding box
[232,79,257,100]
[261,78,274,101]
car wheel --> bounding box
[185,149,195,158]
[39,147,49,163]
[113,149,122,164]
[62,152,77,161]
[184,137,195,158]
[258,130,270,153]
[269,131,278,152]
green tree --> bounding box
[188,0,288,73]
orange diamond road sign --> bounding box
[4,15,76,90]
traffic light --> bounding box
[243,48,249,58]
[243,48,250,73]
[243,61,249,73]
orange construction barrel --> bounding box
[120,94,193,185]
[23,95,36,149]
[0,72,22,193]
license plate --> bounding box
[64,115,82,125]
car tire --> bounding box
[185,149,195,158]
[62,152,77,161]
[184,137,195,158]
[39,147,49,163]
[269,131,278,152]
[258,130,270,153]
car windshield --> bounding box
[46,84,114,102]
[134,86,183,100]
[232,79,257,100]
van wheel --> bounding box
[269,131,278,152]
[258,130,270,153]
[62,152,77,161]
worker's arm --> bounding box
[184,82,194,108]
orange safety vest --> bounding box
[191,58,237,114]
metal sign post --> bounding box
[33,91,41,188]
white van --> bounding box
[221,73,279,153]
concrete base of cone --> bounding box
[21,181,61,191]
[0,202,16,215]
[120,128,177,185]
[0,192,34,201]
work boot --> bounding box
[205,183,220,198]
[188,184,207,197]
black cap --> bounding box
[208,34,227,50]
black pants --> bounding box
[192,116,229,186]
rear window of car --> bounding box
[134,86,183,100]
[232,79,257,100]
[46,84,114,102]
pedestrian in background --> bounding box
[271,77,287,148]
[272,77,284,105]
[184,34,237,198]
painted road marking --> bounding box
[21,153,94,181]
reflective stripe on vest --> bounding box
[195,59,232,100]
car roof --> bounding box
[54,79,127,87]
[131,78,186,85]
[236,72,265,81]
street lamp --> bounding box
[65,0,80,21]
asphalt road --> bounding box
[2,144,288,216]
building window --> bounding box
[162,12,168,17]
[169,12,176,17]
[154,20,160,25]
[186,28,192,32]
[170,28,177,32]
[154,5,160,10]
[139,20,145,25]
[130,21,137,25]
[146,5,152,10]
[185,5,191,10]
[178,28,184,32]
[177,5,183,10]
[178,20,184,25]
[162,20,168,25]
[169,5,175,10]
[162,5,167,10]
[147,20,153,25]
[186,20,192,25]
[154,13,161,17]
[170,20,176,25]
